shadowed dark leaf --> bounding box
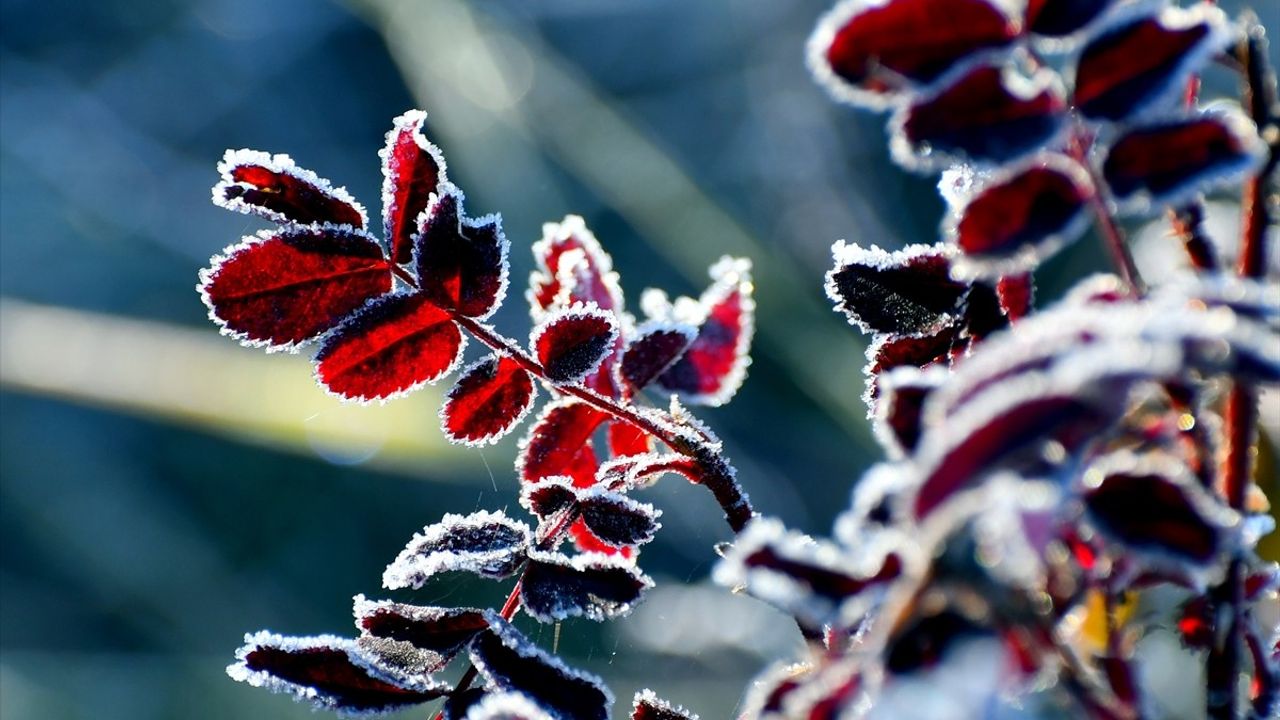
[827,242,968,337]
[415,188,509,318]
[1025,0,1113,38]
[354,596,488,658]
[531,304,619,384]
[383,511,530,589]
[621,323,697,391]
[519,550,652,622]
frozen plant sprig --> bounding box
[203,1,1279,718]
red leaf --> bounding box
[826,242,968,337]
[632,690,699,720]
[864,327,959,406]
[315,293,463,401]
[947,155,1094,279]
[381,110,448,265]
[214,149,367,229]
[530,303,620,384]
[654,257,755,406]
[528,215,624,318]
[891,62,1067,170]
[1102,110,1266,214]
[442,355,536,446]
[228,632,449,714]
[607,420,653,457]
[810,0,1019,107]
[1072,4,1231,122]
[873,366,945,458]
[520,477,579,518]
[519,550,652,622]
[620,323,696,391]
[1025,0,1114,38]
[353,596,488,657]
[517,400,608,483]
[997,274,1035,321]
[568,518,635,559]
[199,226,391,350]
[415,188,509,318]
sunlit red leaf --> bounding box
[199,226,391,350]
[382,511,531,589]
[997,274,1034,321]
[1025,0,1113,38]
[517,400,608,484]
[227,631,449,714]
[214,149,367,229]
[415,188,509,318]
[809,0,1019,107]
[314,292,463,401]
[620,323,697,391]
[607,420,654,457]
[654,257,755,406]
[947,154,1094,279]
[1072,4,1231,122]
[530,303,619,384]
[353,596,488,658]
[891,62,1067,170]
[632,690,699,720]
[528,215,624,319]
[381,110,447,265]
[519,550,652,622]
[827,242,967,337]
[1101,110,1266,214]
[469,613,614,720]
[442,355,537,446]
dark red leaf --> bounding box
[997,274,1034,321]
[381,110,447,265]
[415,188,509,318]
[199,226,391,350]
[382,511,531,588]
[960,279,1012,342]
[654,258,755,406]
[607,420,654,457]
[948,155,1094,279]
[517,400,608,484]
[632,690,698,720]
[1025,0,1113,38]
[530,304,619,384]
[884,609,988,674]
[442,355,536,446]
[520,477,578,518]
[620,323,697,391]
[811,0,1019,106]
[568,518,636,559]
[519,550,652,622]
[353,596,488,657]
[1072,5,1231,122]
[228,632,449,714]
[1102,111,1265,214]
[469,614,613,720]
[827,242,968,337]
[874,367,945,457]
[314,292,462,401]
[528,215,624,317]
[214,149,367,229]
[578,489,661,548]
[892,62,1067,170]
[739,662,813,719]
[864,326,960,406]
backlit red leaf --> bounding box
[891,62,1067,170]
[607,420,654,457]
[199,226,391,350]
[1025,0,1113,38]
[530,303,619,384]
[442,355,536,446]
[227,631,449,714]
[632,690,699,720]
[519,550,652,622]
[214,149,367,229]
[620,322,697,391]
[654,257,755,406]
[517,400,608,484]
[528,215,624,318]
[381,110,447,265]
[810,0,1019,107]
[1072,4,1231,122]
[314,292,463,401]
[827,242,968,337]
[1101,110,1266,214]
[469,613,614,720]
[415,188,509,318]
[947,154,1094,279]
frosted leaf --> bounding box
[441,355,538,447]
[213,148,368,229]
[631,689,699,720]
[464,692,557,720]
[577,486,662,548]
[807,0,1019,111]
[441,688,490,720]
[519,549,653,622]
[382,511,530,589]
[936,164,990,211]
[769,657,867,720]
[516,399,607,484]
[414,185,510,319]
[835,463,913,549]
[872,365,948,458]
[620,320,697,391]
[651,257,755,406]
[527,215,624,321]
[1025,0,1115,40]
[713,517,904,633]
[737,661,816,720]
[862,326,960,411]
[1071,3,1234,123]
[198,225,392,352]
[227,631,449,715]
[529,302,620,384]
[595,453,699,490]
[520,476,578,518]
[469,612,614,720]
[606,419,655,457]
[379,110,448,265]
[826,241,968,337]
[353,595,488,660]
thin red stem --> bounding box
[1068,129,1145,295]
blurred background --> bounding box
[1,0,1275,718]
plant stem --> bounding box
[1068,128,1145,295]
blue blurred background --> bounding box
[1,1,1275,718]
